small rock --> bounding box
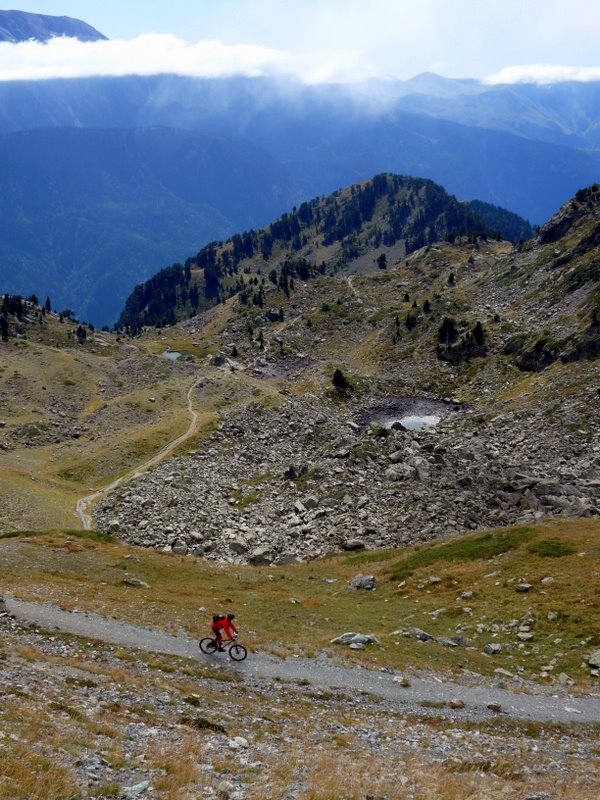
[448,698,465,709]
[516,583,533,593]
[487,702,503,713]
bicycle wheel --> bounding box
[199,637,218,654]
[228,643,247,662]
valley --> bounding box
[1,176,599,799]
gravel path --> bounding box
[6,597,600,724]
[76,378,202,529]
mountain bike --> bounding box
[199,634,247,661]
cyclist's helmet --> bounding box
[227,613,235,620]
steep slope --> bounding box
[118,174,534,331]
[94,186,599,563]
[0,126,303,326]
[0,10,107,42]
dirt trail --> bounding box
[76,379,201,530]
[5,597,600,724]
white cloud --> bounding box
[1,28,599,87]
[0,35,284,81]
[486,64,600,85]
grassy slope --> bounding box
[2,517,598,684]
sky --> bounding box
[1,0,600,84]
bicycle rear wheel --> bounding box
[228,643,247,661]
[199,637,218,654]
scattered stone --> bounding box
[331,632,379,646]
[396,626,435,642]
[122,781,151,797]
[486,702,503,713]
[448,698,465,709]
[123,578,150,589]
[516,583,533,593]
[517,631,534,642]
[484,643,502,655]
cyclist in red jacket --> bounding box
[210,613,238,651]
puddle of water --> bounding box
[388,414,441,431]
[161,350,182,361]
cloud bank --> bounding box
[0,35,284,82]
[0,34,599,86]
[486,64,600,85]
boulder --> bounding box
[385,463,416,481]
[171,538,188,555]
[396,626,435,642]
[342,539,366,552]
[588,650,600,669]
[250,546,272,566]
[349,573,376,590]
[210,352,227,366]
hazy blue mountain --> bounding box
[0,10,107,42]
[393,79,600,148]
[0,75,597,223]
[0,127,304,325]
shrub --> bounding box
[527,539,576,557]
[332,368,352,392]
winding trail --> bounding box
[5,597,600,724]
[346,274,360,298]
[76,379,201,530]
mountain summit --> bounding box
[0,10,107,42]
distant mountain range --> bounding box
[0,12,598,325]
[0,9,107,42]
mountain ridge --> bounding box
[117,173,535,332]
[0,9,107,42]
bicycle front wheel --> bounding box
[228,643,247,661]
[199,637,218,655]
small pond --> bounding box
[356,396,465,432]
[390,414,441,431]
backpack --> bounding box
[212,614,225,622]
